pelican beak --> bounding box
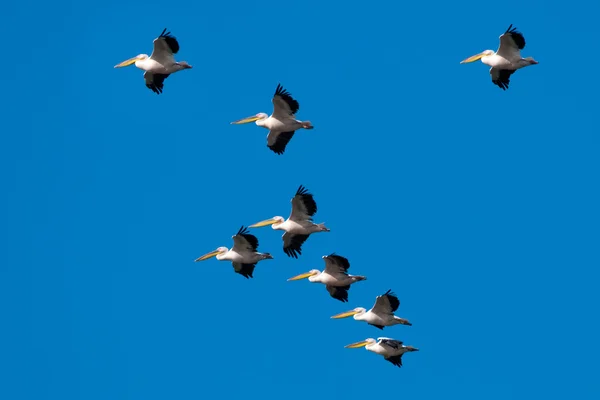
[194,250,221,262]
[248,218,279,228]
[344,340,370,349]
[231,115,261,125]
[114,56,139,68]
[287,271,316,281]
[460,52,485,64]
[331,310,360,319]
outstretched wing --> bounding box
[322,253,350,276]
[289,185,318,221]
[232,226,259,253]
[267,130,296,155]
[372,289,400,315]
[144,71,170,94]
[232,262,256,279]
[326,285,350,302]
[282,232,309,258]
[272,83,300,119]
[384,354,404,367]
[150,28,179,65]
[496,24,526,61]
[379,337,403,350]
[490,67,516,90]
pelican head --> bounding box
[404,345,419,352]
[287,269,320,282]
[114,54,148,68]
[344,338,376,349]
[248,216,285,229]
[330,307,367,319]
[230,113,269,125]
[460,49,494,64]
[194,246,228,262]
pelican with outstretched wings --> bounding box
[114,28,192,94]
[231,83,314,154]
[460,24,538,90]
[194,226,273,279]
[287,254,366,302]
[248,185,329,258]
[345,337,419,368]
[331,289,412,329]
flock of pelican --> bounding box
[114,24,539,368]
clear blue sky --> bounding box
[1,0,599,399]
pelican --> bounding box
[248,185,329,258]
[460,24,538,90]
[114,28,192,94]
[230,83,314,155]
[194,226,273,279]
[287,254,366,302]
[345,337,419,368]
[331,289,412,329]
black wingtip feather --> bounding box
[505,24,526,50]
[274,83,300,115]
[294,185,318,216]
[268,131,296,155]
[385,355,403,367]
[236,263,256,279]
[157,27,180,54]
[236,226,259,251]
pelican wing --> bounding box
[385,354,404,367]
[379,337,403,350]
[282,232,309,258]
[272,83,300,119]
[323,253,350,276]
[144,71,170,94]
[267,130,296,155]
[490,67,515,90]
[289,185,318,221]
[150,28,179,65]
[232,226,259,253]
[232,262,256,279]
[496,24,525,61]
[326,285,350,303]
[372,289,400,315]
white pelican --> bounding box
[114,28,192,94]
[460,24,538,90]
[248,185,329,258]
[230,83,314,155]
[345,337,419,368]
[194,226,273,279]
[331,289,412,329]
[287,254,366,302]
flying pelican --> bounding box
[114,28,192,94]
[345,337,419,368]
[230,83,314,155]
[248,185,329,258]
[194,226,273,279]
[287,254,366,302]
[331,289,412,329]
[460,24,538,90]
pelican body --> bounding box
[114,28,192,94]
[345,337,419,368]
[288,254,366,302]
[231,84,314,155]
[460,24,538,90]
[195,226,273,279]
[249,185,329,258]
[331,289,412,329]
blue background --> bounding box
[2,0,599,399]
